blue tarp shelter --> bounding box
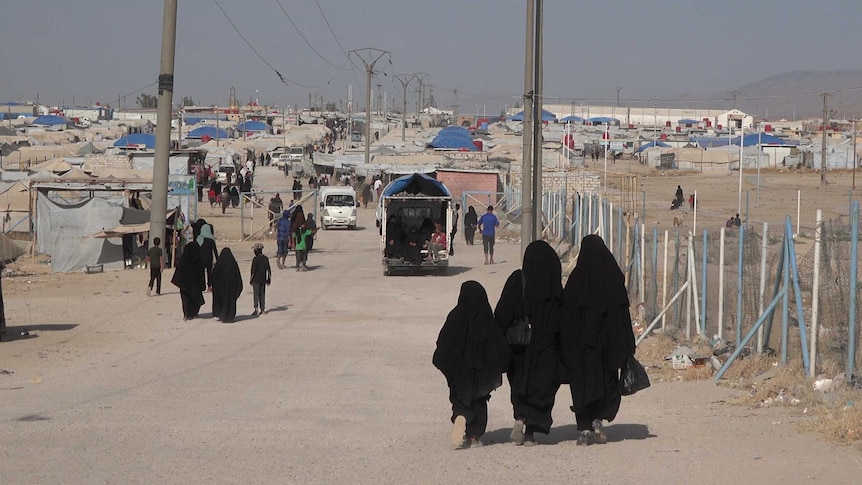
[235,120,268,132]
[691,136,735,148]
[636,141,671,153]
[437,126,472,139]
[587,116,619,125]
[560,115,584,123]
[508,109,557,122]
[187,126,229,139]
[734,133,798,147]
[382,173,451,197]
[113,133,156,149]
[427,135,477,151]
[32,115,68,126]
[677,119,700,125]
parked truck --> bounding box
[379,173,455,275]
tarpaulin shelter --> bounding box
[437,126,472,139]
[187,126,229,139]
[732,133,798,147]
[427,135,477,151]
[636,141,671,153]
[235,120,268,132]
[113,133,156,149]
[560,115,584,123]
[31,115,68,126]
[28,157,73,173]
[587,117,620,125]
[508,109,557,122]
[382,173,451,197]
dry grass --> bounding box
[637,330,862,445]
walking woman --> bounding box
[197,223,219,291]
[171,240,206,320]
[210,248,243,323]
[494,240,563,446]
[560,235,636,446]
[433,281,510,449]
[463,206,478,245]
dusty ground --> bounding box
[2,163,862,483]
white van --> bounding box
[319,186,357,229]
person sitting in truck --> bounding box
[404,226,424,264]
[385,215,402,259]
[427,223,448,261]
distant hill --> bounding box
[712,70,862,121]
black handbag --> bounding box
[506,273,531,348]
[619,355,650,396]
[506,316,532,348]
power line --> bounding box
[316,0,349,57]
[536,85,862,105]
[213,0,341,89]
[105,81,158,108]
[274,0,350,71]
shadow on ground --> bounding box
[481,423,654,446]
[1,323,78,342]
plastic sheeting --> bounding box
[36,193,127,273]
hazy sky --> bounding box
[1,0,860,113]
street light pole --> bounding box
[394,74,416,142]
[350,48,391,165]
[150,0,177,253]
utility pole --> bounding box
[521,0,535,256]
[614,86,621,120]
[821,93,830,187]
[853,116,857,190]
[150,0,177,254]
[452,89,459,120]
[349,48,391,165]
[394,74,416,142]
[531,0,544,241]
[414,72,429,123]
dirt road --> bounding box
[1,166,860,483]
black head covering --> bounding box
[171,241,205,303]
[210,248,243,321]
[561,235,635,406]
[290,205,305,232]
[433,281,510,406]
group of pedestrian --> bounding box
[433,236,637,449]
[275,203,319,271]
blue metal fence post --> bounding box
[849,201,859,379]
[652,228,658,321]
[701,229,708,337]
[736,225,745,345]
[785,216,811,375]
[781,234,790,364]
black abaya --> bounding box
[561,234,636,431]
[171,241,205,319]
[434,281,510,439]
[210,248,243,322]
[494,240,563,435]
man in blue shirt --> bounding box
[276,208,293,269]
[477,205,500,264]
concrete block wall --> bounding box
[82,154,133,174]
[437,171,498,203]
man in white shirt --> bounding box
[373,177,383,201]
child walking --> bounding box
[250,243,271,316]
[145,237,165,296]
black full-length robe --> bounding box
[434,281,510,438]
[210,248,243,323]
[561,234,636,430]
[171,241,206,319]
[494,240,563,435]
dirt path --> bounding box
[1,166,860,483]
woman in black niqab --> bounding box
[494,240,563,445]
[561,234,636,445]
[210,248,243,323]
[434,281,510,448]
[171,240,206,320]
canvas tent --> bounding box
[188,126,229,139]
[509,109,557,122]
